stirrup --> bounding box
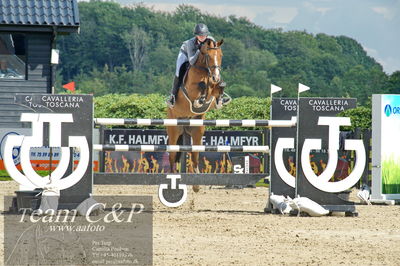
[222,98,230,105]
[220,92,232,106]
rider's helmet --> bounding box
[193,23,210,36]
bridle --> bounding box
[204,46,222,83]
[193,46,222,84]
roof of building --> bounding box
[0,0,80,32]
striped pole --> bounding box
[93,144,269,153]
[93,117,296,128]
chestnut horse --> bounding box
[166,39,224,180]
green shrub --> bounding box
[94,94,271,130]
[337,106,371,130]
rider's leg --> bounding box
[167,52,187,107]
[217,80,230,105]
[166,76,179,108]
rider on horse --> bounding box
[166,23,228,108]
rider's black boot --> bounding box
[218,81,230,105]
[167,76,180,108]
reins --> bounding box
[191,45,222,98]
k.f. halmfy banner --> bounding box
[101,129,264,174]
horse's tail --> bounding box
[174,134,183,163]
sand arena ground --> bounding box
[0,181,399,265]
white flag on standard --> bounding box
[271,84,282,94]
[298,83,310,93]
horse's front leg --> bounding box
[191,125,205,192]
[166,126,181,173]
[193,82,207,108]
[191,152,200,173]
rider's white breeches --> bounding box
[175,51,188,77]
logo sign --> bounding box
[5,94,93,207]
[232,156,250,174]
[158,175,187,207]
[271,98,364,206]
[0,132,22,166]
[300,117,365,193]
[383,103,400,117]
[4,113,89,190]
[384,104,392,117]
[294,97,364,206]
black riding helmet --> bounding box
[194,23,210,36]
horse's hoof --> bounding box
[193,100,201,108]
[192,185,200,193]
[216,100,223,109]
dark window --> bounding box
[0,33,26,79]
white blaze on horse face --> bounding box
[213,53,220,83]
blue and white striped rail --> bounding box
[94,117,296,127]
[93,144,270,153]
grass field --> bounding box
[0,169,49,180]
[382,157,400,194]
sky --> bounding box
[109,0,400,74]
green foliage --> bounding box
[56,1,395,105]
[207,97,270,130]
[94,93,166,121]
[0,170,49,179]
[94,94,270,130]
[337,106,371,130]
[387,71,400,94]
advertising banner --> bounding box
[10,94,93,206]
[296,97,357,205]
[372,95,400,200]
[0,129,99,172]
[271,98,357,201]
[101,129,265,174]
[270,98,298,197]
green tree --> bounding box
[56,1,393,100]
[387,71,400,93]
[122,25,151,72]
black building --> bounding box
[0,0,80,127]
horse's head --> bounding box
[200,39,224,84]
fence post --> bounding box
[99,125,105,173]
[179,133,190,173]
[362,128,372,186]
[263,128,269,181]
